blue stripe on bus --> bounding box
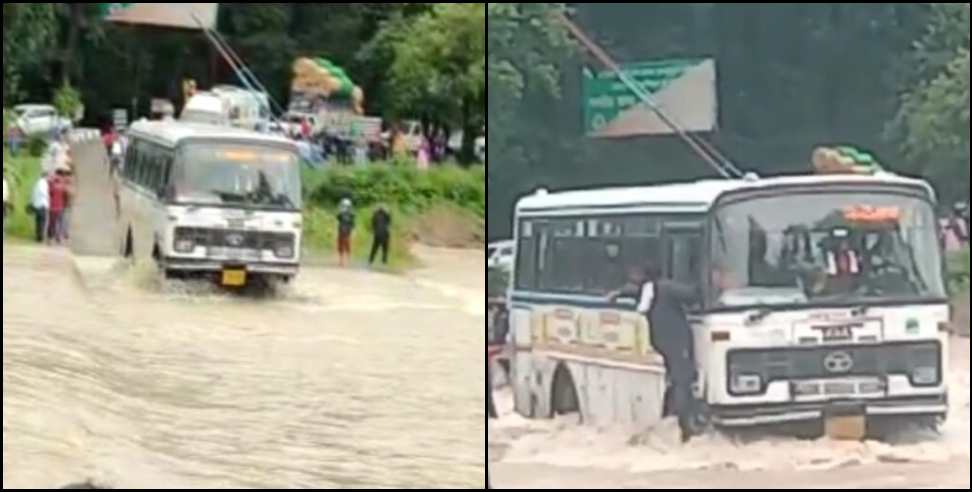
[509,292,638,312]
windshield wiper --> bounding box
[274,193,297,210]
[745,306,775,326]
[850,304,871,317]
[212,190,249,204]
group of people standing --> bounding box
[29,166,74,245]
[943,202,970,251]
[30,134,75,245]
[335,198,393,268]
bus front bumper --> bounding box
[710,395,948,427]
[161,257,300,277]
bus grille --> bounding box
[727,342,940,386]
[175,227,294,251]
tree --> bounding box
[487,3,571,152]
[485,4,952,240]
[2,3,57,104]
[486,3,573,238]
[383,3,486,161]
[890,3,970,201]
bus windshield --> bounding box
[708,191,946,309]
[173,143,302,211]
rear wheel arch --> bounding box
[550,362,581,418]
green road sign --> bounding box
[582,59,715,137]
[96,3,135,18]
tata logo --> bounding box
[225,233,245,247]
[823,351,854,374]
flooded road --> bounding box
[489,337,970,488]
[3,244,486,489]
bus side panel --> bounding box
[134,188,155,262]
[569,362,666,427]
[150,195,168,259]
[118,183,137,255]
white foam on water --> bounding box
[490,352,971,474]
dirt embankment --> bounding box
[411,205,485,249]
[954,293,970,337]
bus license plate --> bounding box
[222,269,247,287]
[818,324,857,341]
[210,247,259,261]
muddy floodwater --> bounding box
[490,336,971,489]
[3,244,486,489]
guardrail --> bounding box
[69,128,102,145]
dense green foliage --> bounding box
[488,268,510,298]
[950,248,971,294]
[300,163,485,268]
[305,164,485,218]
[383,3,485,159]
[2,154,43,241]
[889,4,970,200]
[3,3,484,161]
[2,3,57,104]
[487,3,970,240]
[53,84,83,120]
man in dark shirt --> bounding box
[619,262,701,443]
[369,205,392,266]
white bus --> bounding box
[508,171,950,432]
[117,120,303,287]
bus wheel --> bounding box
[551,364,580,418]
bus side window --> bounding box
[159,152,174,198]
[148,144,166,194]
[136,141,151,188]
[515,220,538,291]
[664,224,703,288]
[122,140,137,181]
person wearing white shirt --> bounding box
[31,173,50,243]
[609,262,701,443]
[2,172,9,232]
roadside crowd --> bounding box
[3,131,76,244]
[30,133,76,245]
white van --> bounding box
[475,136,485,163]
[118,120,302,286]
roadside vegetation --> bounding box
[300,162,485,270]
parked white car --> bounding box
[475,136,485,162]
[487,240,514,273]
[448,130,486,162]
[13,104,73,138]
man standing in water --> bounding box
[336,198,355,267]
[487,351,496,489]
[369,205,392,266]
[613,263,701,442]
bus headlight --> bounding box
[909,345,940,386]
[174,238,195,253]
[274,243,295,259]
[911,366,939,386]
[730,373,762,395]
